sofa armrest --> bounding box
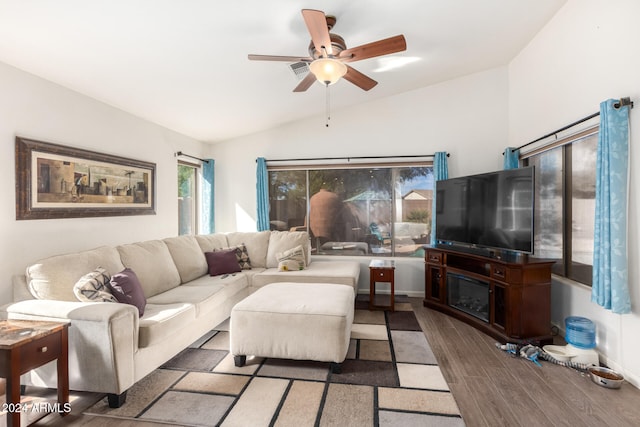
[2,300,139,395]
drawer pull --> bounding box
[39,346,48,353]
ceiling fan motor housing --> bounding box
[308,33,346,59]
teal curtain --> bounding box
[430,152,449,245]
[201,159,215,234]
[503,147,520,169]
[591,99,630,314]
[256,157,270,231]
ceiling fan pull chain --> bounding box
[325,83,331,127]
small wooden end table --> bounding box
[0,320,70,427]
[369,259,396,311]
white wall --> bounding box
[209,67,510,296]
[0,62,204,306]
[508,0,640,385]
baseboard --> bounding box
[356,289,423,298]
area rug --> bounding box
[85,299,466,427]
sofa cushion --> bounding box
[252,260,361,292]
[226,231,270,268]
[205,249,241,276]
[148,274,249,317]
[184,270,261,288]
[73,267,117,303]
[139,303,196,348]
[117,240,181,298]
[266,231,311,268]
[108,268,147,317]
[27,246,125,302]
[195,233,229,253]
[163,235,208,283]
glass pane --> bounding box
[529,147,563,273]
[569,134,597,284]
[268,170,308,232]
[309,168,392,256]
[178,164,196,235]
[394,166,433,257]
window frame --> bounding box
[178,160,200,235]
[267,160,434,258]
[522,124,598,286]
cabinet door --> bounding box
[491,282,507,332]
[425,265,445,303]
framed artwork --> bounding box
[15,136,156,220]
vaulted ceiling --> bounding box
[0,1,566,143]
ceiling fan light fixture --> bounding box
[309,58,347,85]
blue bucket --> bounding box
[565,316,596,349]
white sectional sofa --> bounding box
[1,230,360,407]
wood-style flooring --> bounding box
[410,298,640,427]
[21,298,640,426]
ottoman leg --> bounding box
[234,355,247,367]
[330,362,342,374]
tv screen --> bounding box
[435,166,534,254]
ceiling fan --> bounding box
[248,9,407,92]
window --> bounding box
[178,162,199,235]
[268,164,433,257]
[523,127,597,285]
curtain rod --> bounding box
[259,153,450,163]
[508,97,634,153]
[175,151,210,164]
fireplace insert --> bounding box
[447,273,489,322]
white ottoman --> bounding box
[230,282,355,373]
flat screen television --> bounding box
[435,166,534,254]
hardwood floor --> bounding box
[21,297,640,426]
[410,298,640,427]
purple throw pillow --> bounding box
[205,249,242,276]
[108,268,147,317]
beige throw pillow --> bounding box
[276,245,305,270]
[278,260,301,272]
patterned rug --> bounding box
[85,298,466,426]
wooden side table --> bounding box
[369,259,395,311]
[0,320,70,427]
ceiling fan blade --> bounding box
[302,9,333,56]
[293,72,317,92]
[248,54,313,62]
[343,65,378,91]
[339,35,407,63]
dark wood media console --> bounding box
[423,246,554,345]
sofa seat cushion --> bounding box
[251,261,361,291]
[139,303,196,348]
[183,270,260,287]
[163,235,208,283]
[146,274,249,317]
[117,240,181,298]
[27,246,125,302]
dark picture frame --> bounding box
[16,136,156,220]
